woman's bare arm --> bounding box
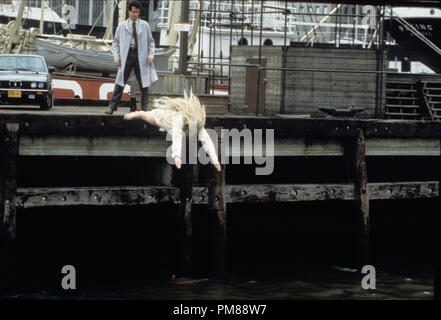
[199,128,221,172]
[124,111,157,126]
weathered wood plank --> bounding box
[17,135,441,157]
[365,138,441,156]
[0,114,440,138]
[206,117,441,138]
[15,181,440,208]
[368,181,439,200]
[19,136,169,157]
[225,182,440,203]
[226,184,355,202]
[16,186,180,208]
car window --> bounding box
[0,56,47,73]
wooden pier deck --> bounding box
[1,105,440,290]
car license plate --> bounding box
[8,90,21,98]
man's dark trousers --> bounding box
[109,48,149,111]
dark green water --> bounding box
[2,266,435,300]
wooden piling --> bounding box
[0,123,19,292]
[173,138,195,278]
[208,127,227,278]
[344,128,370,267]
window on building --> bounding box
[238,38,248,45]
[263,39,273,46]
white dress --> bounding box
[150,109,219,164]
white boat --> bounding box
[33,34,172,72]
[33,34,116,72]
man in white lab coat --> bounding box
[105,0,158,115]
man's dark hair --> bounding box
[128,0,141,11]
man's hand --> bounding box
[174,156,182,169]
[148,58,153,65]
[115,60,121,67]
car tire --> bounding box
[40,93,53,110]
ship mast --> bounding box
[167,0,181,48]
[4,0,26,53]
[104,0,116,40]
[118,0,127,25]
[39,0,46,34]
[188,0,204,58]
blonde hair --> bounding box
[152,90,206,131]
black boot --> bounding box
[107,84,124,114]
[141,86,149,111]
[130,97,137,112]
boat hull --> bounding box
[33,38,171,73]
